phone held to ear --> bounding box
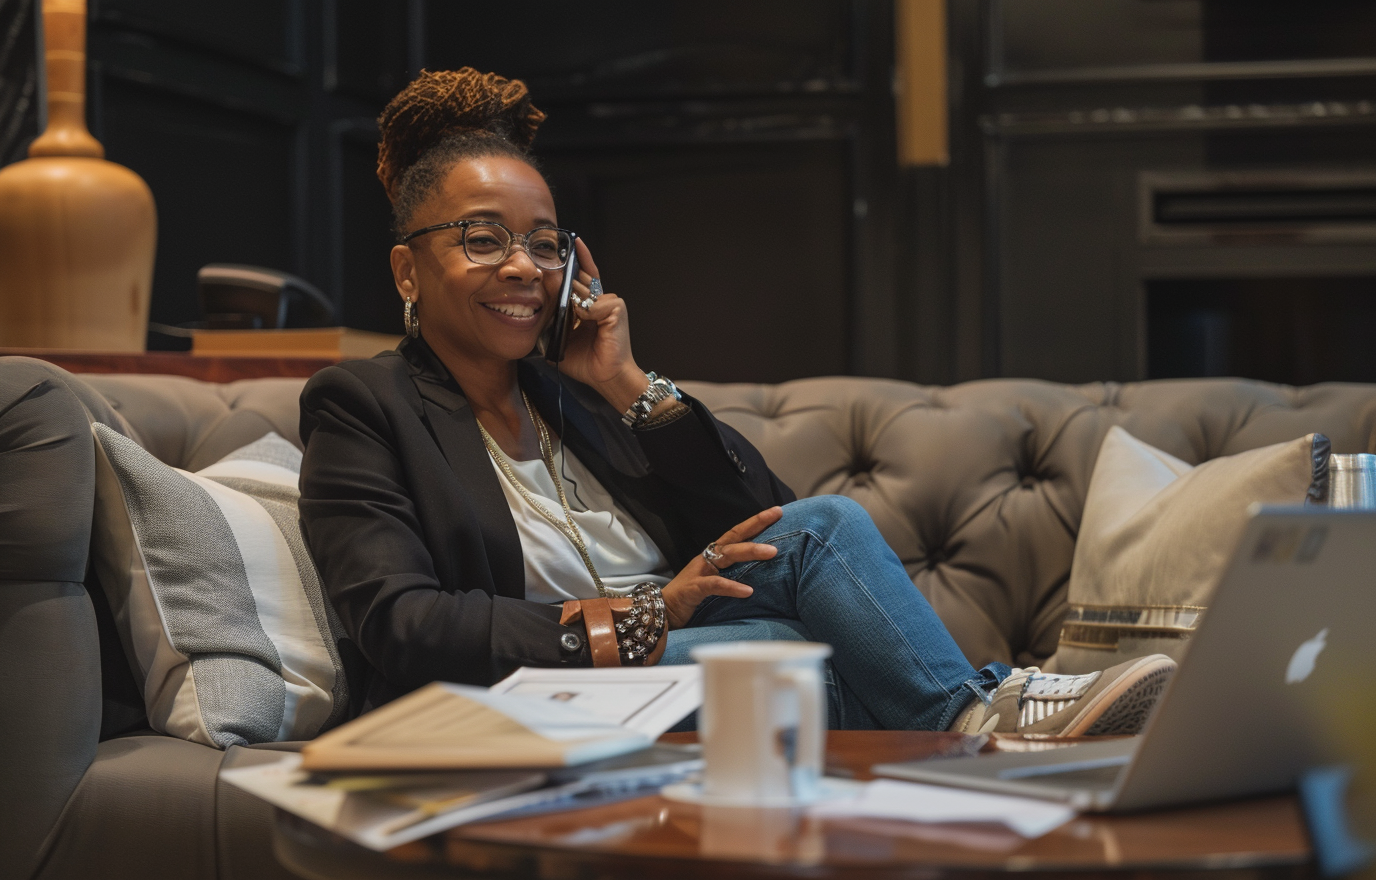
[537,232,579,364]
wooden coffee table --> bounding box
[272,731,1314,879]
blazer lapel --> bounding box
[521,361,685,565]
[404,342,525,600]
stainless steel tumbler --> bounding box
[1329,454,1376,509]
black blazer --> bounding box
[298,337,795,710]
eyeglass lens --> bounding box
[464,223,570,270]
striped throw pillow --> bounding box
[91,425,348,748]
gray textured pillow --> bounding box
[91,426,348,748]
[1047,426,1328,674]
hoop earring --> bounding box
[403,298,419,338]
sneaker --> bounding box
[951,655,1177,737]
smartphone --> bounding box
[536,232,578,364]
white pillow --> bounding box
[90,425,348,748]
[1047,426,1328,674]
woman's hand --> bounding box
[552,238,648,412]
[662,507,784,630]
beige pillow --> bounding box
[1047,426,1328,674]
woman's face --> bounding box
[391,155,562,366]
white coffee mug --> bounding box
[690,640,832,806]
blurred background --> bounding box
[3,0,1376,385]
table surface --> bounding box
[273,731,1315,880]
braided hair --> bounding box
[377,68,546,237]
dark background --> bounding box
[3,0,1376,385]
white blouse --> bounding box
[485,443,673,604]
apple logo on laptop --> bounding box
[1286,628,1328,684]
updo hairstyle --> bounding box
[377,68,546,238]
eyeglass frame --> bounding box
[398,219,576,270]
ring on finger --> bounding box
[701,541,726,571]
[575,278,602,311]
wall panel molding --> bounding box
[0,0,41,165]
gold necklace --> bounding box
[477,391,608,598]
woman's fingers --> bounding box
[717,506,783,545]
[573,237,600,281]
[569,275,619,317]
[702,540,777,571]
[662,575,753,629]
[699,576,753,599]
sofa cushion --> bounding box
[1046,426,1329,674]
[91,427,348,748]
[684,376,1376,669]
[33,735,302,880]
[81,372,306,471]
[58,367,1376,674]
[0,358,134,879]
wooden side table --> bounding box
[272,731,1314,880]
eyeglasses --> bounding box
[400,220,573,271]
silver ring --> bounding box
[702,541,726,571]
[588,278,603,300]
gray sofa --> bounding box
[5,354,1376,879]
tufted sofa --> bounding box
[5,354,1376,879]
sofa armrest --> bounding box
[0,358,121,878]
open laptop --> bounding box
[874,507,1372,812]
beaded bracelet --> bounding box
[616,582,667,665]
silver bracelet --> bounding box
[621,372,682,428]
[616,583,666,665]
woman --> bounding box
[298,69,1174,732]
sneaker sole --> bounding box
[1066,657,1176,737]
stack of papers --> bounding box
[300,683,650,771]
[222,665,703,851]
[811,778,1076,838]
[225,746,702,850]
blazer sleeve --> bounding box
[632,391,797,554]
[298,364,589,695]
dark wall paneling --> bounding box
[329,0,410,102]
[99,79,297,325]
[80,0,412,341]
[942,0,1376,386]
[336,121,401,335]
[994,134,1201,384]
[1148,277,1376,385]
[992,0,1203,82]
[94,0,305,75]
[1201,2,1376,65]
[544,140,852,384]
[0,0,40,166]
[420,0,899,383]
[424,0,853,98]
[22,0,900,375]
[986,115,1376,384]
[87,0,312,334]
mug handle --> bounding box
[778,666,825,796]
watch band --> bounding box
[621,372,682,427]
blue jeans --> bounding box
[662,495,1010,730]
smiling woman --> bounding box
[296,68,1177,735]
